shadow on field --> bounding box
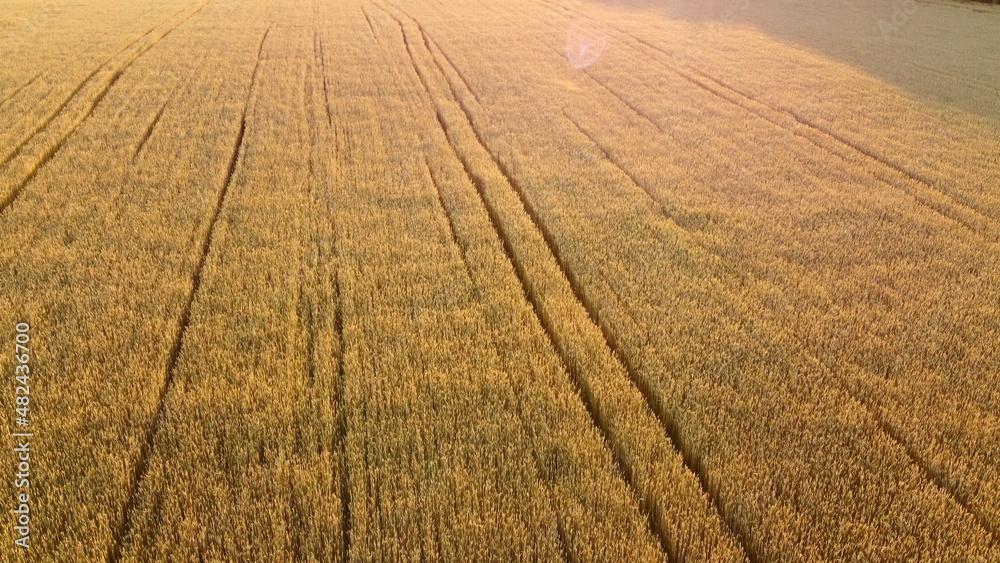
[596,0,1000,123]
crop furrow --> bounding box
[530,39,684,147]
[438,84,687,562]
[560,110,663,212]
[314,31,333,126]
[424,156,482,290]
[301,290,317,386]
[463,106,754,562]
[784,323,1000,546]
[0,68,129,216]
[432,105,603,562]
[106,26,269,563]
[1,1,210,217]
[0,67,103,170]
[416,28,482,106]
[111,1,205,62]
[1,1,207,170]
[386,13,582,555]
[687,63,997,231]
[393,18,438,102]
[581,72,686,145]
[426,132,579,563]
[561,73,998,546]
[386,9,745,559]
[522,0,999,240]
[870,410,1000,546]
[403,17,756,560]
[0,69,49,109]
[394,6,754,558]
[543,7,1000,516]
[388,9,634,556]
[333,272,351,563]
[132,93,174,162]
[559,107,735,273]
[614,31,1000,237]
[360,4,379,41]
[911,63,1000,95]
[794,340,1000,546]
[408,6,990,557]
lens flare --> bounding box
[565,19,610,69]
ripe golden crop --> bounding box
[1,0,997,560]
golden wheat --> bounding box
[1,0,998,560]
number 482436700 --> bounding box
[14,323,30,423]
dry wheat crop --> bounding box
[1,0,998,560]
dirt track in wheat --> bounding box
[1,0,998,560]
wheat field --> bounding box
[1,0,999,560]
